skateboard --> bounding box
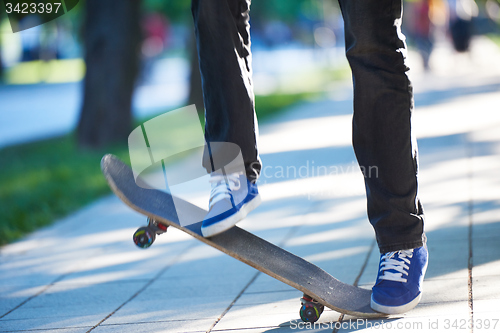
[101,154,384,322]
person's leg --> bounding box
[191,0,261,182]
[338,0,425,253]
[338,0,427,314]
[192,0,261,237]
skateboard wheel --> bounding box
[133,227,156,249]
[300,302,324,323]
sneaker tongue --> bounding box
[379,250,412,282]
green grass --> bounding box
[5,59,86,85]
[0,135,130,245]
[487,34,500,48]
[0,92,317,245]
[255,92,316,120]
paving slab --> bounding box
[102,296,232,324]
[91,318,215,333]
[214,302,342,331]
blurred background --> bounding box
[0,0,499,245]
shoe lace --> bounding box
[208,173,241,208]
[379,249,413,283]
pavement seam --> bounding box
[85,240,198,333]
[352,239,376,288]
[0,248,103,320]
[0,278,63,320]
[467,138,475,333]
[0,326,93,332]
[207,202,318,333]
[333,239,376,333]
[205,271,261,333]
[205,223,304,333]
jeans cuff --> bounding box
[378,233,427,253]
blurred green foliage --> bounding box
[142,0,324,22]
[144,0,191,21]
[252,0,323,22]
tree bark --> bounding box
[0,47,4,82]
[77,0,141,148]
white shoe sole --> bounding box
[370,292,422,314]
[201,194,262,237]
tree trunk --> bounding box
[0,42,4,82]
[0,44,4,82]
[77,0,141,148]
[187,30,205,122]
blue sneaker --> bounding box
[201,172,261,237]
[371,245,428,314]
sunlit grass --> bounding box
[5,59,86,84]
[0,135,130,245]
[487,33,500,48]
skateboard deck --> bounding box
[101,154,383,319]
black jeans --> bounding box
[191,0,425,253]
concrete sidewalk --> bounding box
[1,37,500,333]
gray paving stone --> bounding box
[0,246,101,288]
[0,285,47,317]
[14,281,144,309]
[0,281,147,332]
[354,246,380,287]
[57,241,193,285]
[472,275,500,301]
[214,309,298,330]
[473,219,500,239]
[102,296,232,324]
[283,222,375,285]
[0,315,97,331]
[473,237,500,277]
[214,302,341,331]
[92,318,215,333]
[212,327,334,333]
[473,299,500,316]
[404,300,469,318]
[0,327,90,333]
[236,290,300,306]
[2,303,116,321]
[473,261,500,279]
[285,221,373,253]
[141,274,255,300]
[420,278,469,304]
[159,243,255,280]
[229,299,302,318]
[343,300,469,321]
[100,274,252,325]
[245,274,296,294]
[425,239,469,280]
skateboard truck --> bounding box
[133,217,168,249]
[300,294,325,323]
